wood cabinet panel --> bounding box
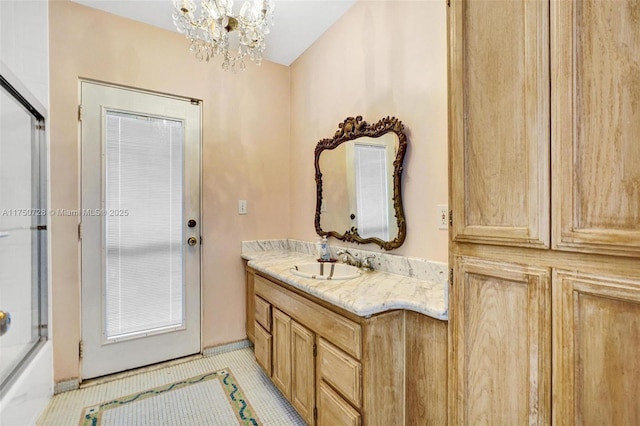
[553,271,640,425]
[450,257,550,425]
[405,311,448,425]
[255,274,361,359]
[552,0,640,256]
[253,322,272,376]
[291,321,315,425]
[317,381,361,426]
[246,267,255,343]
[272,308,291,398]
[254,295,271,332]
[318,338,361,409]
[361,310,405,426]
[449,0,550,248]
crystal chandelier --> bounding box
[173,0,275,71]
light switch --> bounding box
[238,200,247,215]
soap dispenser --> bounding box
[315,236,323,260]
[321,236,330,261]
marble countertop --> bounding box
[243,250,448,321]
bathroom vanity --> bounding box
[243,246,448,425]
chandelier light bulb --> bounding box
[173,0,275,71]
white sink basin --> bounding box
[290,262,360,280]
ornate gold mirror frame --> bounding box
[314,115,407,250]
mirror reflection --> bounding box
[315,116,407,250]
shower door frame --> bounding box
[0,63,48,396]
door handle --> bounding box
[0,311,11,337]
[187,237,198,246]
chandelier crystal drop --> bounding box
[173,0,275,71]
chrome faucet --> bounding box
[336,249,360,267]
[335,250,376,272]
[360,255,376,272]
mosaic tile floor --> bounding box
[37,347,305,426]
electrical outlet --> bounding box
[238,200,247,215]
[437,204,448,230]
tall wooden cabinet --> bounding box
[449,0,640,424]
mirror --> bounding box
[315,116,407,250]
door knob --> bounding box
[187,237,198,246]
[0,311,11,337]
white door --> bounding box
[80,82,201,379]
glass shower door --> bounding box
[0,74,47,391]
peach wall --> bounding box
[49,0,290,382]
[290,0,448,261]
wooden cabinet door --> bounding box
[317,381,361,426]
[449,0,550,248]
[272,308,291,398]
[291,321,315,425]
[450,257,550,425]
[254,322,272,376]
[553,271,640,425]
[551,0,640,257]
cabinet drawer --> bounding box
[254,322,272,376]
[318,338,361,408]
[255,295,271,332]
[318,381,361,426]
[255,274,362,359]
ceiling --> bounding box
[70,0,356,66]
